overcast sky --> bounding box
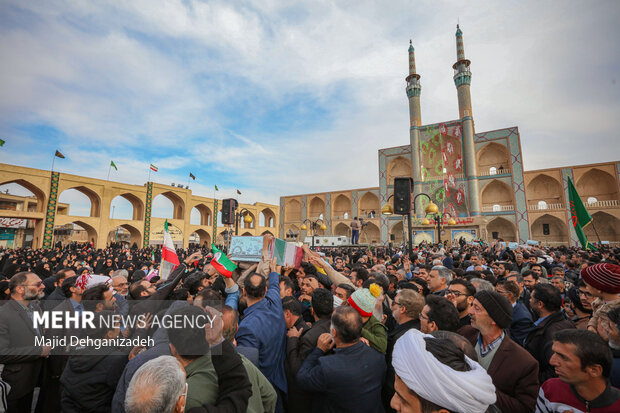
[1,0,619,218]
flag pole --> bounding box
[107,163,112,181]
[148,166,152,183]
[51,153,56,172]
[590,220,602,244]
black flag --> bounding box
[189,172,196,180]
[54,150,65,159]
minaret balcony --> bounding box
[453,70,472,87]
[406,83,421,97]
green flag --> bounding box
[215,184,219,191]
[110,161,117,171]
[567,176,595,250]
[0,139,5,147]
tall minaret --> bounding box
[406,40,422,127]
[407,40,423,212]
[453,25,481,215]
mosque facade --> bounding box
[280,26,620,247]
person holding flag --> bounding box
[160,219,180,281]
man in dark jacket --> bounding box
[467,290,539,413]
[297,306,386,413]
[525,283,575,383]
[286,288,333,413]
[42,268,75,311]
[236,259,287,412]
[59,311,128,413]
[383,288,423,412]
[0,271,49,412]
[496,280,534,345]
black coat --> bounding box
[60,346,128,413]
[0,299,44,400]
[42,287,66,311]
[525,310,575,383]
[383,319,420,413]
[509,302,534,346]
[286,318,330,413]
[297,341,386,413]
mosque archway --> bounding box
[576,169,619,201]
[387,156,413,185]
[359,192,380,218]
[531,214,568,245]
[309,197,325,220]
[58,187,102,217]
[584,212,620,243]
[486,217,517,242]
[527,174,563,206]
[285,199,302,221]
[477,142,509,175]
[152,192,185,219]
[191,204,212,226]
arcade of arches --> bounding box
[281,162,620,246]
[0,163,278,249]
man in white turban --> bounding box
[391,329,497,413]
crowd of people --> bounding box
[0,237,619,413]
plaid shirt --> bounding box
[478,331,505,357]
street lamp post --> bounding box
[234,208,253,235]
[415,195,456,244]
[381,194,414,257]
[301,219,326,249]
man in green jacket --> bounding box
[347,285,387,354]
[168,306,220,410]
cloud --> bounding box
[1,0,619,208]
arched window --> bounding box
[537,200,548,210]
[492,204,501,212]
[319,213,324,220]
[344,212,349,219]
[587,197,598,204]
[489,167,497,175]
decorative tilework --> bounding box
[474,127,518,143]
[325,193,332,234]
[351,191,359,218]
[379,150,389,245]
[279,197,285,238]
[42,171,60,249]
[561,169,579,247]
[212,198,218,245]
[143,182,153,248]
[507,129,529,243]
[301,196,307,238]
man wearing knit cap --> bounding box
[467,290,539,413]
[347,284,387,354]
[581,263,620,332]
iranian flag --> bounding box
[160,220,180,280]
[211,244,237,278]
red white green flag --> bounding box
[211,244,237,278]
[160,220,180,280]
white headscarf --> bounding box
[392,329,496,413]
[75,274,111,291]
